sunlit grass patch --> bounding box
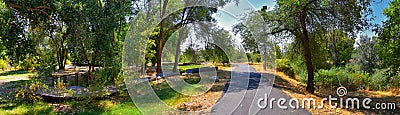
[0,102,53,115]
[178,65,203,73]
[0,70,36,77]
[0,70,36,82]
[152,81,190,106]
[101,101,141,115]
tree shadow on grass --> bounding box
[0,102,54,115]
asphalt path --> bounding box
[211,64,311,115]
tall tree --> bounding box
[172,27,188,72]
[150,0,237,73]
[261,0,371,93]
[233,11,276,71]
[356,35,379,74]
[154,6,217,73]
[1,0,55,67]
[325,30,355,67]
[376,0,400,73]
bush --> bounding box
[314,64,368,90]
[287,58,309,83]
[315,68,338,88]
[0,59,8,71]
[298,70,308,83]
[90,67,120,88]
[369,69,390,90]
[343,64,369,90]
[247,53,261,63]
[276,59,295,78]
[15,81,49,103]
[389,72,400,88]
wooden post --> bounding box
[86,73,90,87]
[62,75,67,83]
[75,73,78,86]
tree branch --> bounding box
[269,28,293,35]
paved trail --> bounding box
[211,64,311,115]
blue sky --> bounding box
[362,0,391,36]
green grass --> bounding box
[178,65,203,73]
[0,70,36,82]
[153,81,190,106]
[1,80,31,89]
[183,76,201,84]
[0,102,54,115]
[0,99,141,115]
[0,70,35,77]
[101,101,141,115]
[70,99,141,115]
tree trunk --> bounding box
[156,38,164,73]
[63,48,67,69]
[156,0,169,73]
[331,33,340,67]
[300,11,315,94]
[263,55,267,71]
[172,28,183,72]
[58,47,65,70]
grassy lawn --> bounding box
[0,102,54,115]
[0,70,36,82]
[178,65,203,73]
[69,98,142,115]
[0,79,211,115]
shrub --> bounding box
[314,64,369,90]
[343,64,369,90]
[369,69,390,90]
[298,70,308,83]
[91,68,119,88]
[389,72,400,88]
[276,59,295,78]
[286,58,309,83]
[315,67,341,89]
[15,81,49,103]
[0,59,8,71]
[347,72,369,90]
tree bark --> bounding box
[299,11,315,94]
[330,31,340,67]
[262,53,267,71]
[156,38,164,73]
[173,28,184,72]
[156,0,169,73]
